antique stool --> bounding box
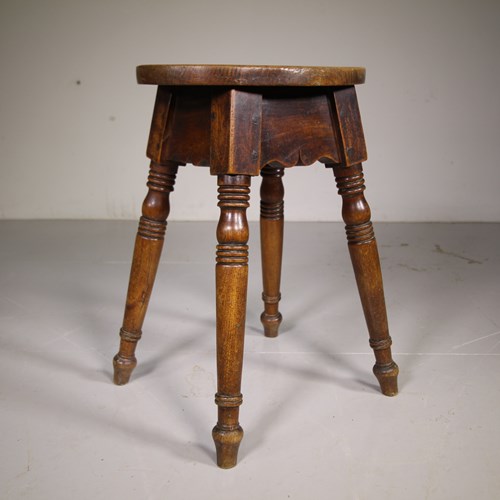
[112,65,399,468]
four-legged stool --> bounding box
[112,65,399,468]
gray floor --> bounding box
[1,221,499,499]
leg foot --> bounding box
[212,425,244,469]
[260,310,282,338]
[113,354,137,386]
[374,361,399,396]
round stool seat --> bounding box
[136,64,366,87]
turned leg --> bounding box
[212,175,250,468]
[260,165,285,337]
[333,164,399,396]
[113,161,178,385]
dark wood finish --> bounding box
[330,86,367,166]
[261,91,341,168]
[332,164,399,396]
[150,87,211,167]
[210,90,263,175]
[113,65,398,468]
[142,85,367,174]
[212,175,251,468]
[260,165,285,337]
[113,161,178,385]
[137,64,365,87]
[146,86,173,163]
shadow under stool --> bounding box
[112,65,399,468]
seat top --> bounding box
[136,65,365,87]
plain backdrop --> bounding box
[1,0,499,222]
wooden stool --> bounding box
[112,65,399,468]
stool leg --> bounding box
[212,175,251,468]
[113,161,178,385]
[333,164,399,396]
[260,165,285,337]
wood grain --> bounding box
[212,175,251,468]
[260,165,285,337]
[332,163,399,396]
[210,90,262,175]
[113,161,178,385]
[137,64,365,87]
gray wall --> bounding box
[1,0,499,221]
